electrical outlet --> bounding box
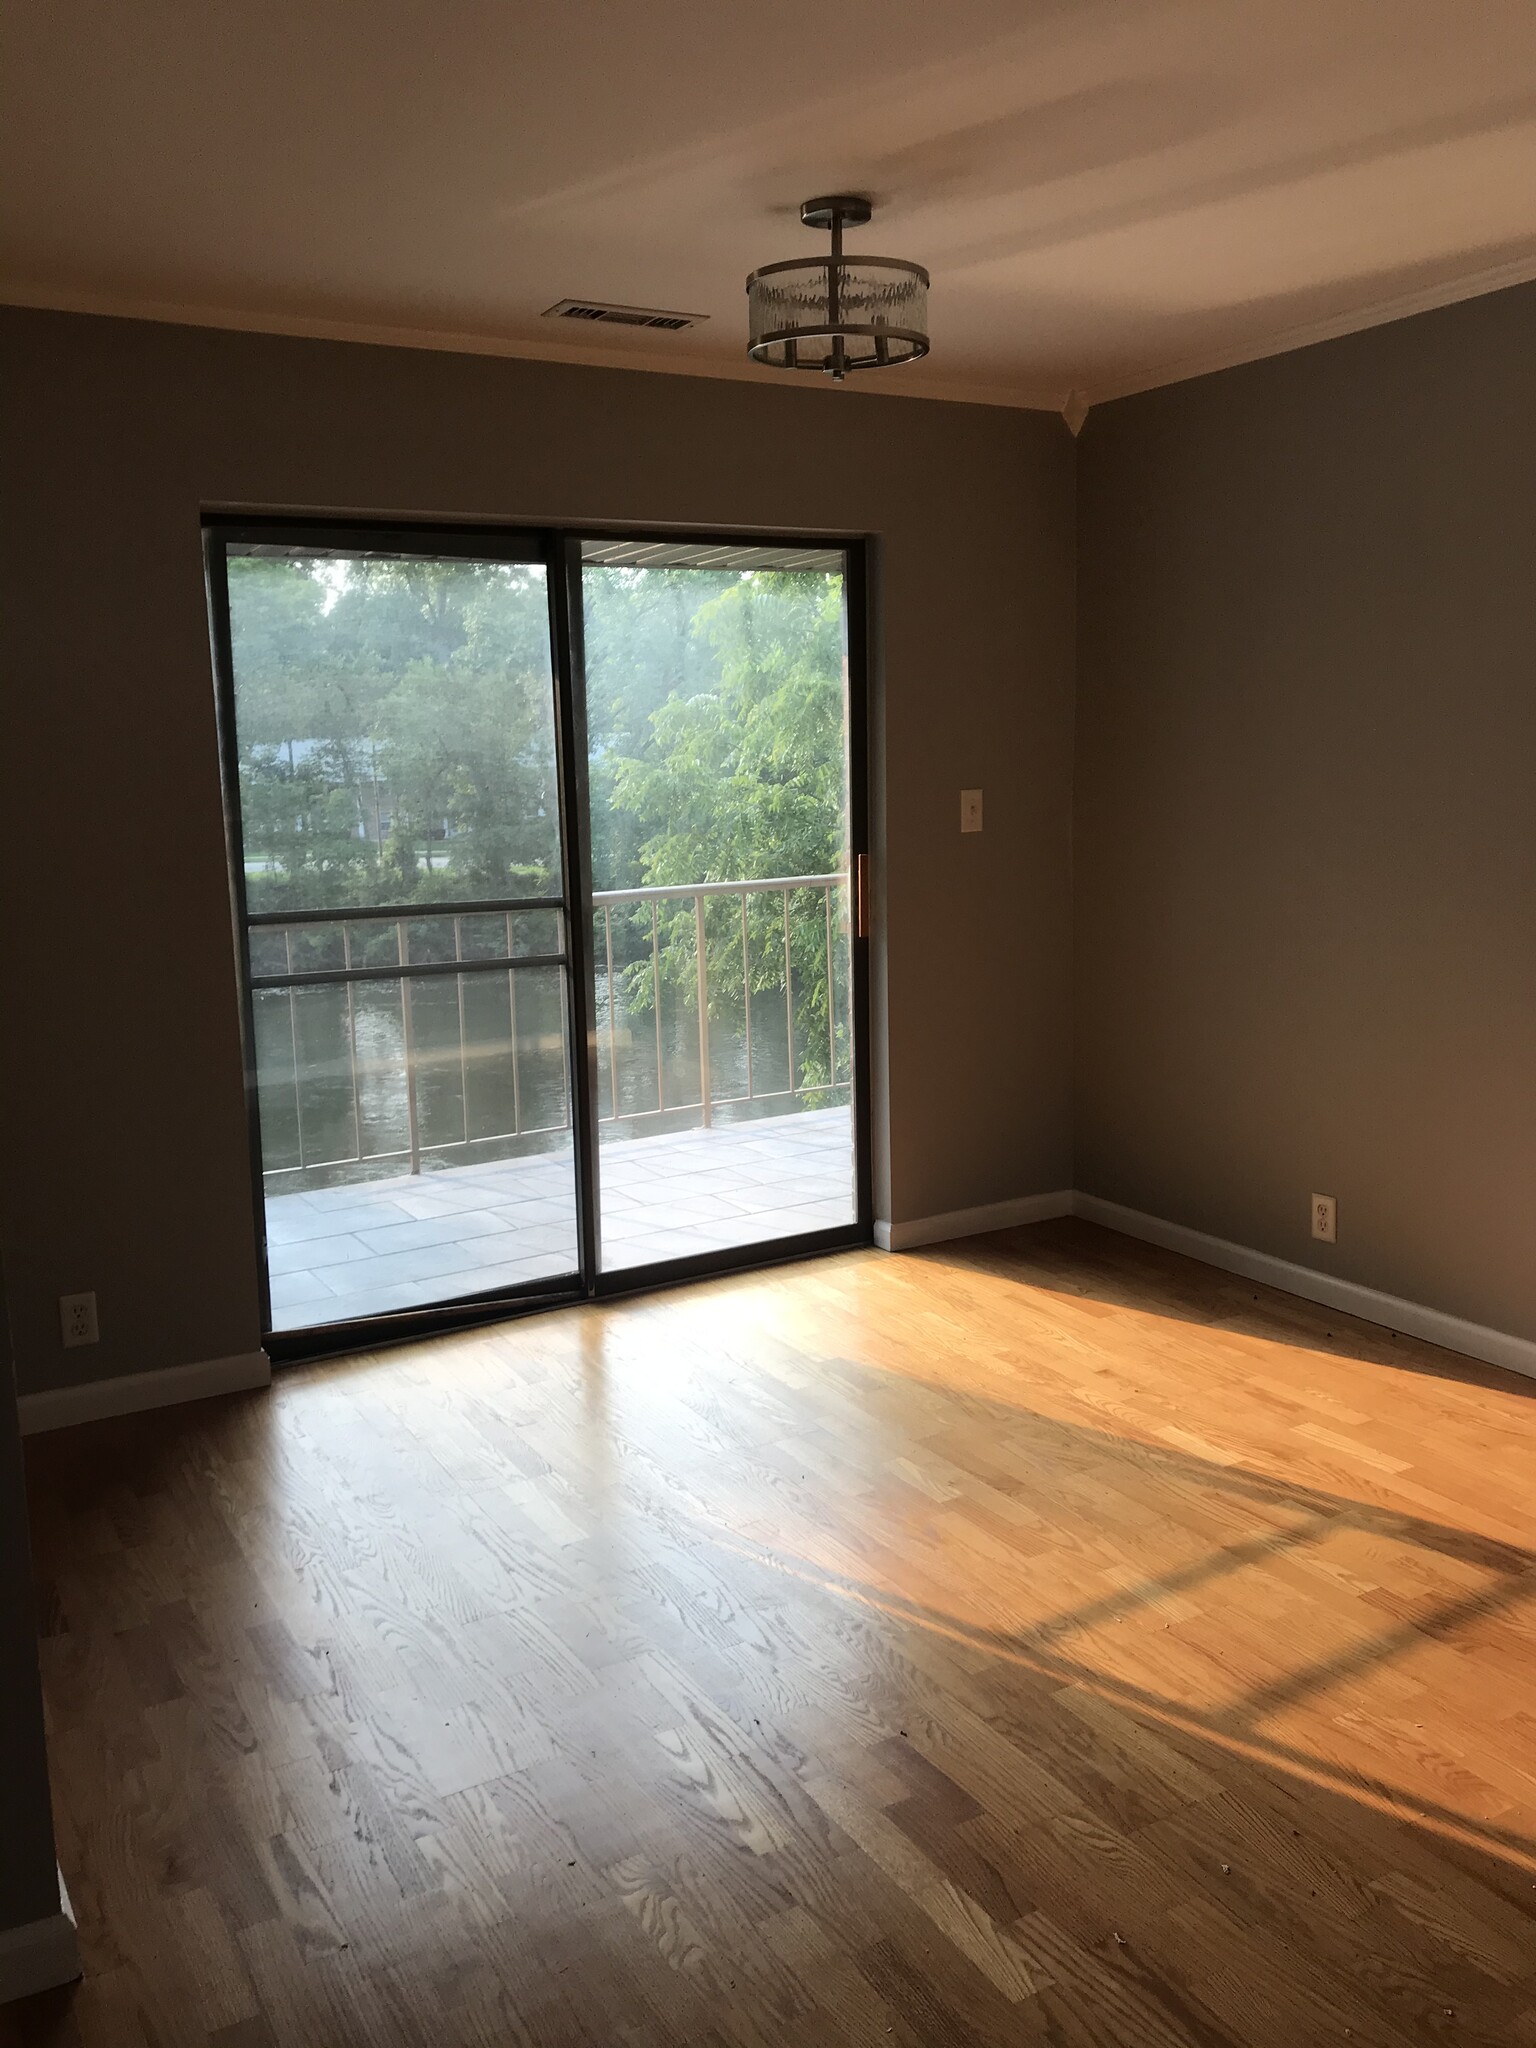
[59,1291,98,1347]
[960,788,983,834]
[1311,1194,1337,1244]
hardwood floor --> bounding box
[12,1218,1536,2046]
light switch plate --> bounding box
[960,789,983,834]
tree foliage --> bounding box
[231,554,560,914]
[228,553,850,1089]
[593,570,849,1084]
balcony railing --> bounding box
[593,873,847,1131]
[253,872,850,1187]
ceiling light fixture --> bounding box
[746,196,929,382]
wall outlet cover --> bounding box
[59,1292,98,1347]
[1311,1194,1337,1244]
[960,789,983,833]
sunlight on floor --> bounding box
[529,1235,1536,1873]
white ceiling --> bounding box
[4,0,1535,413]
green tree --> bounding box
[227,551,852,1097]
[230,556,561,915]
[603,570,850,1088]
[581,565,737,890]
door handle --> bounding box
[855,853,871,939]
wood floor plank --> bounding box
[13,1217,1536,2045]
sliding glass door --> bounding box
[581,542,859,1270]
[207,522,868,1354]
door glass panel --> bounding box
[220,545,578,1331]
[580,544,857,1271]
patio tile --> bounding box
[269,1270,343,1309]
[302,1179,419,1211]
[354,1210,531,1257]
[265,1105,852,1329]
[313,1241,498,1297]
[598,1213,652,1241]
[382,1184,522,1220]
[603,1230,718,1269]
[482,1198,580,1227]
[264,1199,418,1245]
[453,1225,582,1265]
[267,1233,375,1275]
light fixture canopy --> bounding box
[746,196,929,381]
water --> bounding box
[255,952,852,1195]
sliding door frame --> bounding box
[571,529,875,1301]
[206,514,873,1362]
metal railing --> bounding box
[256,901,571,1184]
[254,873,850,1186]
[592,874,847,1130]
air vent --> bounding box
[543,298,706,332]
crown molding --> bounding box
[0,283,1068,415]
[1085,249,1536,405]
[7,247,1533,423]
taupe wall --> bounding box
[0,308,1075,1396]
[10,279,1528,1405]
[1076,283,1536,1340]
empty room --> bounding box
[2,3,1534,2042]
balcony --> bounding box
[257,874,856,1328]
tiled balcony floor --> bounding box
[263,1105,855,1330]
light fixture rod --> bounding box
[828,209,844,380]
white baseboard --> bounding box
[18,1350,271,1436]
[874,1185,1536,1384]
[874,1190,1074,1252]
[1072,1193,1536,1384]
[16,1196,1534,1426]
[0,1870,80,2005]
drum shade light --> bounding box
[746,196,929,381]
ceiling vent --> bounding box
[542,298,706,332]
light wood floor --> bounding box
[13,1220,1536,2047]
